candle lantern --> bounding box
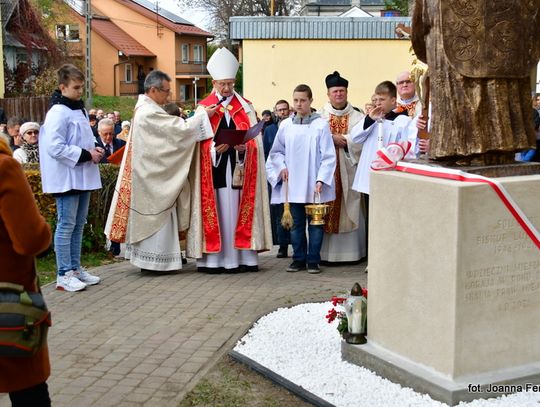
[343,282,367,344]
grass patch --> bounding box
[179,356,309,407]
[37,250,112,286]
[179,363,251,407]
[92,95,137,120]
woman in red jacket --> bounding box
[0,137,52,406]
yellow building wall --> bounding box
[91,32,120,96]
[242,39,413,113]
[92,0,178,99]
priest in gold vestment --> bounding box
[105,70,214,271]
[319,72,366,263]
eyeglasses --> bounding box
[25,131,39,135]
[396,79,413,85]
[155,87,171,94]
[101,132,114,136]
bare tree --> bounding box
[176,0,301,43]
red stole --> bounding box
[198,93,258,252]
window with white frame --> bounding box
[181,44,189,63]
[193,45,203,63]
[125,63,132,83]
[55,24,80,42]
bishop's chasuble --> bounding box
[187,91,272,265]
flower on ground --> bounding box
[326,297,348,335]
[326,287,368,336]
[331,296,346,306]
[325,308,338,323]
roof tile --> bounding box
[92,17,155,57]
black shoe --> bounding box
[198,267,224,274]
[286,261,306,272]
[276,246,288,258]
[243,265,259,272]
[307,263,321,274]
[110,242,121,256]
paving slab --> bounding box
[0,247,366,407]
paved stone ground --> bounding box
[1,248,366,407]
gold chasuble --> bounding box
[105,95,213,244]
[319,102,364,234]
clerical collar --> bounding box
[331,104,347,111]
[399,96,417,104]
[292,112,320,125]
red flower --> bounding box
[361,288,368,298]
[331,296,346,306]
[325,308,338,323]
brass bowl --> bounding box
[305,203,329,225]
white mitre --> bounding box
[207,47,239,80]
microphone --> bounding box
[218,95,228,104]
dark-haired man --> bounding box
[264,99,291,257]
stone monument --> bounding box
[343,171,540,405]
[342,1,540,404]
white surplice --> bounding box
[266,116,336,204]
[125,208,182,271]
[351,115,418,194]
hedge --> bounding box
[23,163,120,253]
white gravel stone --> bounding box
[234,302,540,407]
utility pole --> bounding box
[193,77,199,105]
[85,0,93,108]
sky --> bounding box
[156,0,211,31]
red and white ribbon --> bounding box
[370,148,540,251]
[370,141,411,171]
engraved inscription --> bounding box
[475,216,538,255]
[464,214,540,310]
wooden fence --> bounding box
[0,96,50,123]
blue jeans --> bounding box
[54,192,91,276]
[289,203,324,265]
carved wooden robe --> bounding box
[412,0,540,164]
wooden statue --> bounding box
[412,0,540,165]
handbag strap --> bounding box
[0,282,24,293]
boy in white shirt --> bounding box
[266,84,336,274]
[351,80,418,194]
[40,64,104,292]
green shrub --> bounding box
[91,95,137,120]
[23,163,120,254]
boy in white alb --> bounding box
[351,80,418,194]
[266,84,336,274]
[40,64,104,291]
